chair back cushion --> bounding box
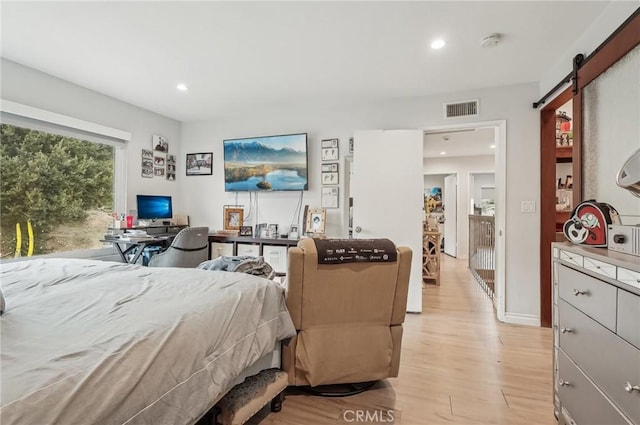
[148,227,209,268]
[286,238,411,329]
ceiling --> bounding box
[424,128,495,158]
[1,1,613,123]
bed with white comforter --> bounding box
[0,258,295,425]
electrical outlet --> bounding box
[521,201,536,213]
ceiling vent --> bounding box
[443,99,479,119]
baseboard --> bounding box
[503,312,540,327]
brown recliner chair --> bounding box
[282,238,412,390]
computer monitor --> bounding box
[136,195,173,221]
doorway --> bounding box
[423,120,506,321]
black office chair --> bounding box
[148,227,209,268]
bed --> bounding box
[0,258,295,425]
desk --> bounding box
[102,236,171,264]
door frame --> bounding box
[423,120,507,322]
[442,172,458,258]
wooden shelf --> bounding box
[555,146,573,162]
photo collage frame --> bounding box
[142,134,176,181]
[320,138,339,208]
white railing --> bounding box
[468,215,495,299]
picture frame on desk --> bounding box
[255,223,267,238]
[239,225,253,237]
[223,207,243,231]
[268,224,279,238]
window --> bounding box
[0,100,129,259]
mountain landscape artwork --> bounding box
[223,133,308,191]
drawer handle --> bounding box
[559,379,572,387]
[560,327,574,333]
[624,382,640,393]
[573,289,589,296]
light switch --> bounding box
[521,201,536,213]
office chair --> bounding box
[148,227,209,268]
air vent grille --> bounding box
[444,100,479,119]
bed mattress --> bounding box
[0,258,295,425]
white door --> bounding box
[444,173,457,257]
[351,130,423,313]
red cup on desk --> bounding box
[126,215,133,228]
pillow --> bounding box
[0,289,5,315]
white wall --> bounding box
[539,2,639,99]
[182,82,541,320]
[424,156,495,260]
[0,59,183,216]
[472,173,496,208]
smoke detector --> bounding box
[481,34,501,48]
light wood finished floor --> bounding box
[249,256,554,424]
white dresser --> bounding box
[552,243,640,425]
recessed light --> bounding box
[176,83,188,92]
[440,151,447,155]
[430,39,446,50]
[490,144,496,149]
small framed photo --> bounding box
[166,172,176,181]
[321,186,339,208]
[321,147,339,161]
[321,163,338,172]
[289,225,299,240]
[305,208,326,234]
[322,172,339,185]
[223,207,244,231]
[321,138,338,148]
[255,223,267,238]
[154,167,165,177]
[154,156,165,166]
[153,134,169,153]
[167,154,176,164]
[142,167,153,178]
[142,149,153,159]
[239,225,253,237]
[186,152,213,176]
[348,137,354,153]
[321,138,339,161]
[268,224,279,238]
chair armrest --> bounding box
[391,246,412,325]
[285,246,304,330]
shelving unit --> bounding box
[208,235,300,275]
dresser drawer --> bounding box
[557,350,629,425]
[617,289,640,349]
[617,267,640,291]
[559,300,640,424]
[558,265,617,331]
[583,256,617,280]
[560,250,583,267]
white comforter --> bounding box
[0,258,295,425]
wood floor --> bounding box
[249,256,554,424]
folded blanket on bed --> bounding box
[198,256,276,280]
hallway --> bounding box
[250,255,554,424]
